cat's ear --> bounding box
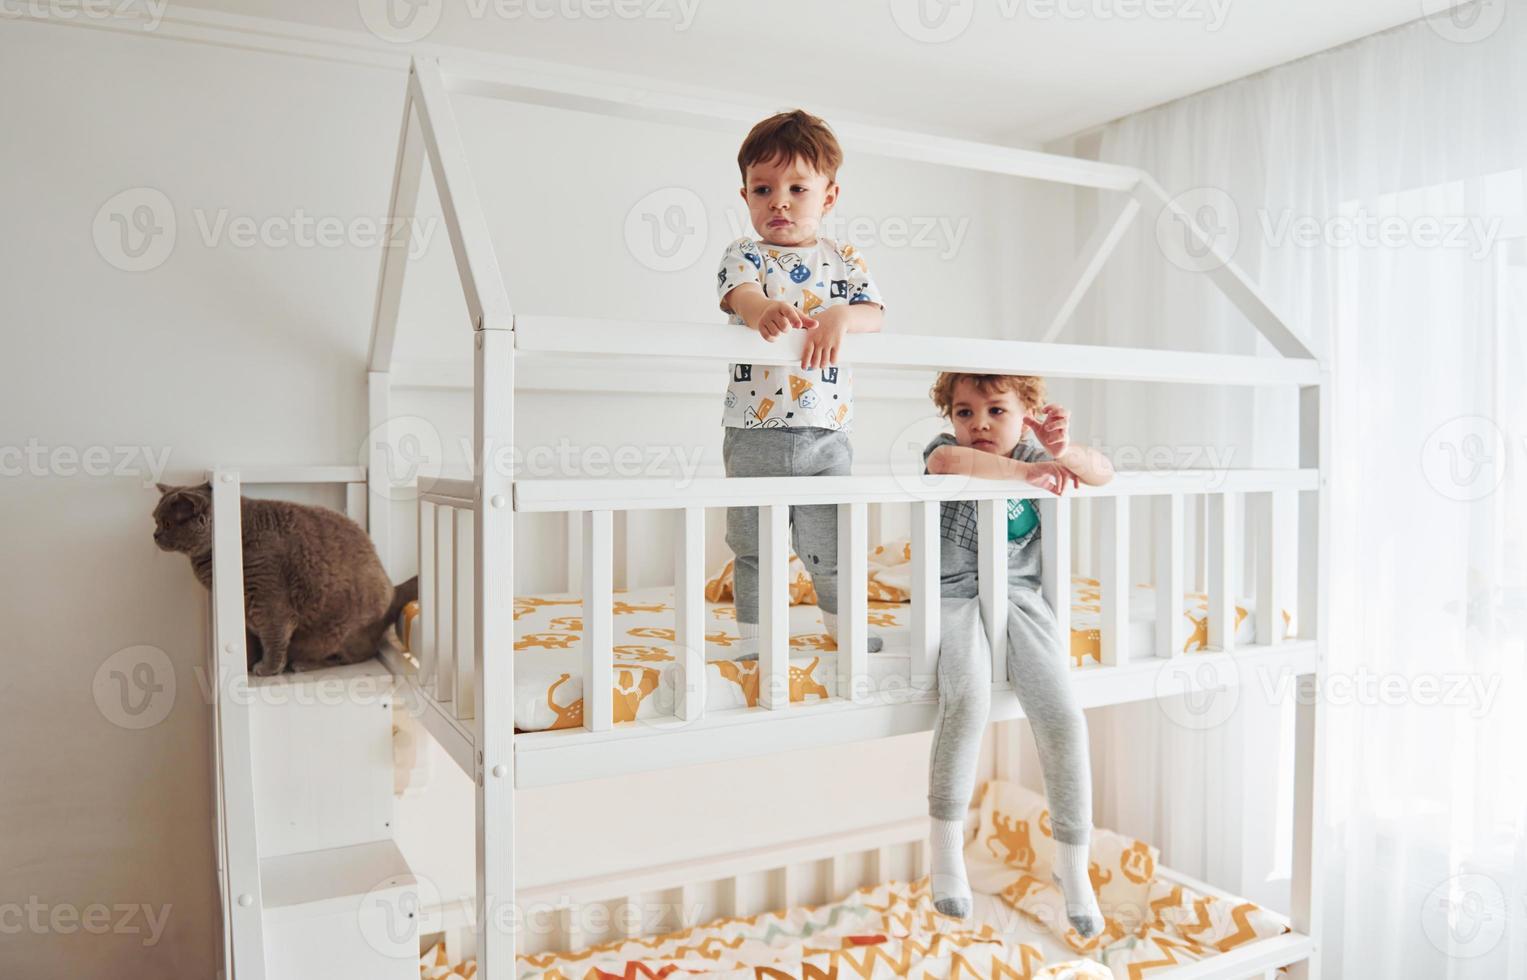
[156,482,175,495]
[197,480,212,493]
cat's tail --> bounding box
[387,576,419,644]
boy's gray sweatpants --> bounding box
[928,524,1093,846]
[723,426,851,624]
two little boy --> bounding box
[714,110,1113,937]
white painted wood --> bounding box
[565,510,583,594]
[473,329,516,980]
[1098,496,1130,666]
[442,58,1142,191]
[836,502,869,705]
[582,510,614,733]
[1207,493,1238,651]
[418,477,474,505]
[234,464,369,486]
[1289,380,1329,980]
[207,471,266,978]
[674,508,705,722]
[345,481,366,527]
[367,373,392,572]
[417,499,437,691]
[409,58,514,332]
[368,90,423,373]
[1038,195,1142,343]
[559,907,584,955]
[514,316,1320,387]
[759,504,790,710]
[778,865,797,910]
[1154,494,1186,658]
[977,498,1009,686]
[434,504,456,705]
[909,501,940,692]
[261,839,417,980]
[1038,498,1072,663]
[513,469,1318,513]
[454,507,476,720]
[1133,173,1315,361]
[248,662,395,858]
[1255,492,1283,645]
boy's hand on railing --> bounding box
[1022,403,1071,457]
[800,310,847,369]
[1022,460,1081,496]
[755,299,817,341]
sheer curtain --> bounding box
[1074,4,1527,977]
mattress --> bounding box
[416,780,1289,979]
[401,576,1286,733]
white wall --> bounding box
[0,16,1079,977]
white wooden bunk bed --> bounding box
[204,57,1328,980]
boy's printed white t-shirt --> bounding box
[716,236,884,431]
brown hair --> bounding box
[929,373,1047,419]
[737,110,843,183]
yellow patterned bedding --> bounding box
[398,542,1287,732]
[417,779,1285,979]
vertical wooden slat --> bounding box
[1289,379,1329,980]
[837,502,869,704]
[474,328,516,979]
[418,499,437,689]
[583,510,614,732]
[778,865,797,909]
[366,372,393,573]
[1207,493,1238,651]
[1098,496,1130,665]
[560,907,584,955]
[454,508,475,719]
[435,504,456,704]
[759,504,790,710]
[208,471,266,978]
[1253,492,1277,645]
[910,500,940,692]
[345,481,367,527]
[978,498,1009,687]
[674,508,705,722]
[565,510,583,593]
[1155,494,1185,658]
[1039,497,1072,663]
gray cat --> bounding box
[153,482,417,676]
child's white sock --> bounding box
[1052,841,1104,938]
[929,817,972,918]
[821,611,884,653]
[734,622,758,661]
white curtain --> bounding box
[1075,4,1527,977]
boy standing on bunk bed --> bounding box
[922,373,1113,936]
[715,109,884,659]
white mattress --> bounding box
[489,579,1280,732]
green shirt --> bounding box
[1007,497,1039,541]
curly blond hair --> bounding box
[929,373,1046,419]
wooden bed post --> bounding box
[208,470,267,978]
[475,327,516,980]
[1288,375,1329,980]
